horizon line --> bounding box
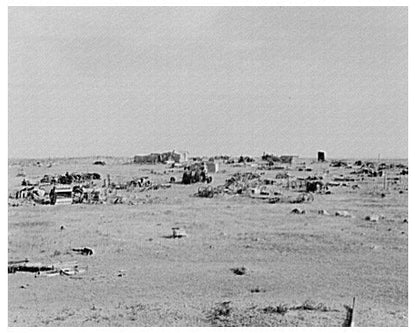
[8,154,409,161]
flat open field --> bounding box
[8,158,408,326]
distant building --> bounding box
[317,151,326,162]
[172,150,189,163]
[134,150,189,164]
[133,154,159,164]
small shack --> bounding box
[172,150,189,163]
[317,151,326,162]
[134,150,189,164]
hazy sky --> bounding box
[9,6,407,159]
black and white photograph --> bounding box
[6,2,409,327]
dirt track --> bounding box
[8,159,408,326]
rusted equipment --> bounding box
[49,185,72,205]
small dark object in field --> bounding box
[72,247,94,256]
[231,267,247,275]
[318,209,330,216]
[171,227,187,238]
[263,304,289,315]
[60,225,65,230]
[291,208,305,214]
[365,215,379,222]
[381,193,386,198]
[335,210,352,218]
[170,177,176,183]
[399,190,404,194]
[250,287,266,293]
[403,219,408,223]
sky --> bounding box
[8,6,408,159]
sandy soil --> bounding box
[8,159,408,326]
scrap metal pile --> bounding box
[195,171,316,203]
[10,172,174,206]
[39,172,101,185]
[181,163,213,185]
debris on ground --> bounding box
[231,266,247,275]
[117,270,126,277]
[291,208,306,214]
[8,259,86,277]
[206,301,232,325]
[172,227,187,238]
[269,193,314,204]
[259,300,339,317]
[8,262,55,274]
[250,287,266,293]
[290,299,336,312]
[195,185,221,198]
[365,215,380,222]
[318,209,330,215]
[262,304,289,315]
[72,247,94,256]
[335,211,352,218]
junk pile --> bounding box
[13,186,50,204]
[284,175,329,194]
[8,259,86,277]
[11,183,103,206]
[110,176,163,190]
[330,161,349,168]
[182,163,212,185]
[223,172,262,194]
[268,192,314,204]
[194,185,226,198]
[39,172,101,185]
[249,185,282,200]
[193,171,315,204]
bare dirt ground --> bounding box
[8,158,408,326]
